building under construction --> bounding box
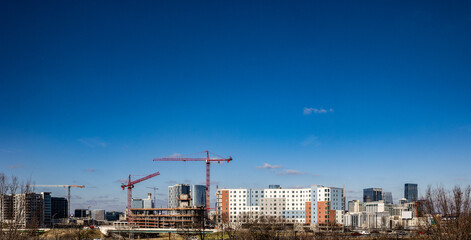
[129,206,205,228]
[128,193,205,228]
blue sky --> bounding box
[1,0,470,211]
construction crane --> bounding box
[27,185,85,216]
[146,187,158,207]
[121,171,160,215]
[153,150,232,211]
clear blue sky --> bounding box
[1,0,470,211]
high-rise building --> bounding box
[168,184,190,208]
[14,192,45,228]
[382,192,393,204]
[41,192,52,227]
[404,183,418,202]
[363,188,382,202]
[0,194,14,221]
[191,185,206,207]
[51,197,68,219]
[216,185,345,226]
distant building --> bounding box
[143,193,153,208]
[216,185,345,226]
[0,194,14,221]
[348,200,361,213]
[363,188,382,202]
[404,183,418,202]
[131,199,143,209]
[14,192,46,228]
[74,209,88,218]
[91,209,105,221]
[105,211,122,221]
[382,192,393,204]
[191,185,206,207]
[132,193,153,209]
[269,184,281,189]
[168,184,190,208]
[51,197,68,219]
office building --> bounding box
[191,185,206,207]
[132,193,153,209]
[404,183,418,202]
[74,209,88,218]
[363,188,382,202]
[216,185,345,226]
[51,197,68,219]
[382,192,393,204]
[168,184,190,208]
[105,211,122,221]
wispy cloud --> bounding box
[301,135,320,147]
[168,153,182,157]
[256,163,283,169]
[456,177,467,181]
[303,107,334,115]
[311,173,321,177]
[84,168,97,173]
[277,169,304,176]
[8,164,25,169]
[166,180,177,184]
[115,178,128,184]
[78,137,107,148]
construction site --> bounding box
[119,151,232,230]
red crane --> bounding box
[121,171,160,215]
[153,151,232,210]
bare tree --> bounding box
[420,185,471,240]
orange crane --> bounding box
[27,185,85,216]
[153,151,232,210]
[121,171,160,215]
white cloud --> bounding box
[256,163,283,169]
[277,169,304,175]
[303,107,334,115]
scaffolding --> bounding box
[129,207,205,228]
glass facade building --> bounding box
[191,185,206,207]
[404,183,418,202]
[363,188,382,202]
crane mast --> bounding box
[27,184,85,217]
[121,171,160,217]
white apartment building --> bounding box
[216,185,345,226]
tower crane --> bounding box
[121,171,160,216]
[153,150,232,211]
[27,185,85,216]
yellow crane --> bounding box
[27,185,85,216]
